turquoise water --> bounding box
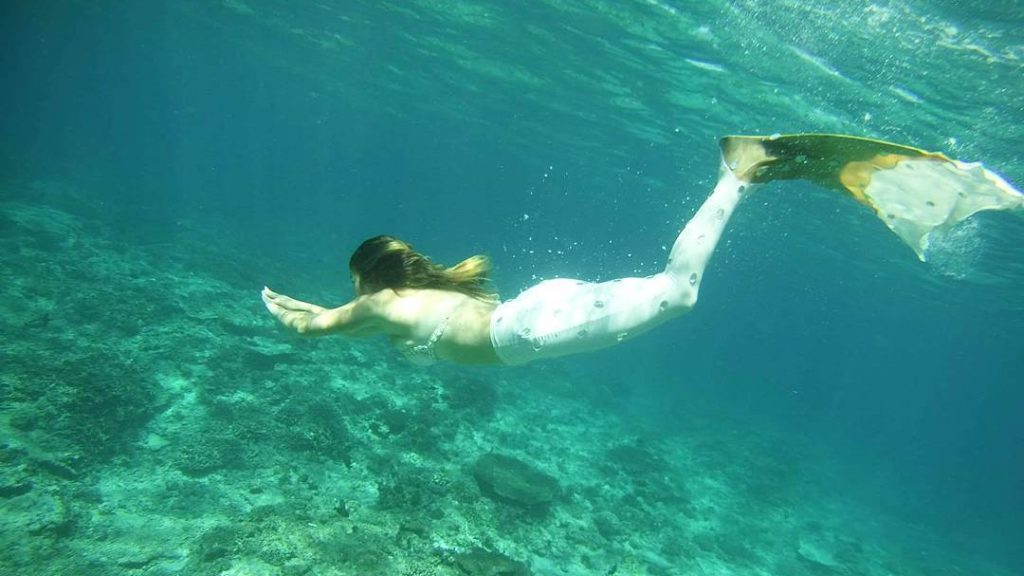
[2,1,1022,574]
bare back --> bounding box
[368,288,500,364]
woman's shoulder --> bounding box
[391,287,469,301]
[362,287,453,314]
[386,288,497,316]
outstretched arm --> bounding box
[261,287,380,336]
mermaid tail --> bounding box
[720,133,1024,260]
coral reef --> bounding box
[0,190,1012,575]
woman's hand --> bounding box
[261,287,328,334]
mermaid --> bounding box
[262,134,1022,366]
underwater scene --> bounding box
[2,1,1023,575]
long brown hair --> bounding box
[348,235,497,300]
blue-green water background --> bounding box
[4,0,1023,568]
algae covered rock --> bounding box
[471,453,560,509]
[454,548,531,576]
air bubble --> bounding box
[659,300,670,312]
[532,341,544,351]
[616,332,629,342]
[689,272,698,286]
[577,329,588,339]
[519,328,532,338]
[738,185,746,194]
[925,200,935,207]
[594,300,605,308]
[715,208,725,219]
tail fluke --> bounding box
[720,133,1024,260]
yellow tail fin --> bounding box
[720,133,1023,260]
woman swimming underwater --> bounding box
[262,134,1023,366]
